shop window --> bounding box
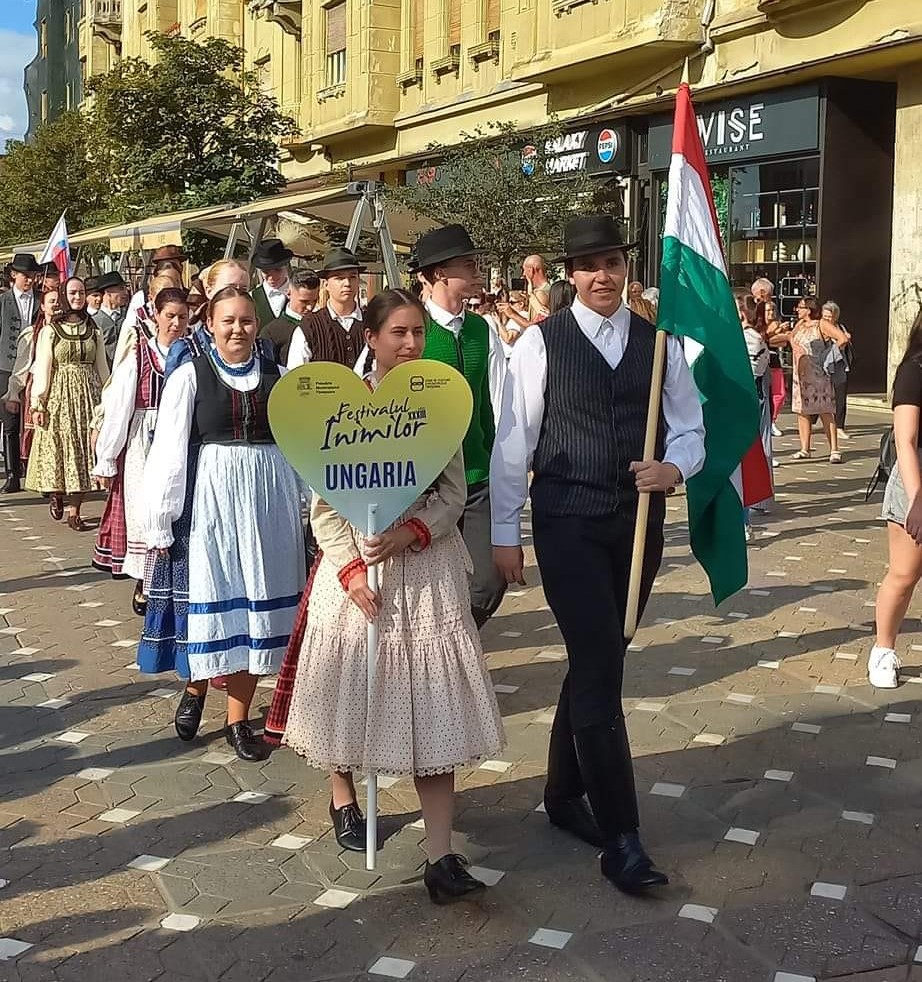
[728,157,820,317]
[325,2,347,88]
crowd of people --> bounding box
[0,214,895,908]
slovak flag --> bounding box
[39,212,72,279]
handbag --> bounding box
[865,427,896,501]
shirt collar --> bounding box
[283,304,303,322]
[327,302,362,322]
[570,296,628,338]
[425,299,465,331]
[264,279,289,296]
[13,287,30,302]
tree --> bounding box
[389,120,622,276]
[86,32,297,227]
[0,112,108,245]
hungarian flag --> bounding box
[39,212,72,280]
[659,80,771,604]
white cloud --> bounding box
[0,28,37,145]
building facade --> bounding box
[35,0,922,390]
[24,0,84,141]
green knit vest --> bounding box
[423,312,493,487]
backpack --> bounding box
[865,427,896,501]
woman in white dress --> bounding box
[140,286,305,761]
[92,288,190,612]
[276,288,504,904]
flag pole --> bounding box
[365,502,379,871]
[623,58,690,642]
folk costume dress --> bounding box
[277,375,505,777]
[25,320,109,494]
[92,336,167,579]
[138,351,305,681]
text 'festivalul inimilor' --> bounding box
[321,402,428,451]
[324,460,418,490]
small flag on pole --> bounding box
[40,212,71,280]
[658,78,771,605]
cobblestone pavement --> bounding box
[2,409,922,982]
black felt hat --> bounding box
[319,247,367,276]
[9,253,41,274]
[414,225,484,270]
[252,238,294,270]
[84,276,101,292]
[555,215,638,262]
[95,271,127,291]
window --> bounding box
[64,9,72,42]
[195,0,208,20]
[66,81,73,110]
[448,0,461,46]
[40,19,48,58]
[41,90,48,122]
[325,2,347,87]
[485,0,499,34]
[413,0,424,61]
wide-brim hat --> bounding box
[555,215,638,262]
[150,244,187,263]
[96,270,127,291]
[39,261,59,277]
[319,247,367,276]
[84,275,101,292]
[414,225,485,270]
[253,237,294,270]
[9,253,41,274]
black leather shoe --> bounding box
[0,476,21,494]
[329,799,366,852]
[174,689,206,741]
[225,720,268,761]
[424,854,486,905]
[601,833,669,894]
[544,793,604,848]
[131,586,147,618]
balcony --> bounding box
[248,0,302,38]
[757,0,863,16]
[90,0,122,47]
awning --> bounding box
[107,204,231,252]
[188,184,432,251]
[8,220,140,258]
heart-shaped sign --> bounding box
[268,360,473,533]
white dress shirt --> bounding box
[13,287,33,327]
[261,279,289,318]
[489,298,706,547]
[286,302,363,369]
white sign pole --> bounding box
[365,502,379,871]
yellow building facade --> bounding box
[86,0,922,390]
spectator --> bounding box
[737,292,772,540]
[627,281,657,323]
[821,300,853,439]
[751,277,774,303]
[764,298,786,438]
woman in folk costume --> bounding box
[275,289,504,904]
[92,289,190,613]
[26,277,109,530]
[139,287,304,762]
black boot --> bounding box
[424,855,486,905]
[544,677,603,848]
[1,432,21,494]
[174,689,206,741]
[225,720,268,761]
[329,799,366,852]
[574,718,668,893]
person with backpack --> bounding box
[870,308,922,688]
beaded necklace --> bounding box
[209,345,256,377]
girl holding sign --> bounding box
[279,289,504,905]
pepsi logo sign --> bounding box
[597,128,617,164]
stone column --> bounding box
[888,69,922,388]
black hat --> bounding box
[556,215,638,262]
[9,253,41,274]
[85,276,101,292]
[252,238,294,270]
[414,225,484,270]
[39,261,59,277]
[96,271,127,291]
[319,247,367,276]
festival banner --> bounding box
[268,360,473,533]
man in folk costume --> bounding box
[259,268,321,366]
[85,276,103,316]
[0,254,42,494]
[92,271,129,363]
[415,224,507,628]
[491,215,706,892]
[251,238,293,329]
[286,248,365,369]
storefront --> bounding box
[643,79,896,392]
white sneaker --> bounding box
[868,646,901,689]
[771,424,782,437]
[837,429,850,441]
[744,524,753,542]
[772,458,779,468]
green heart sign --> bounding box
[268,361,473,533]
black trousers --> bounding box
[0,371,20,480]
[834,376,848,431]
[533,502,664,801]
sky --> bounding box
[0,0,38,144]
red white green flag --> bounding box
[658,81,772,604]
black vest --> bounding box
[530,307,665,518]
[190,353,280,446]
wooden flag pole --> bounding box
[623,328,668,641]
[365,503,379,871]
